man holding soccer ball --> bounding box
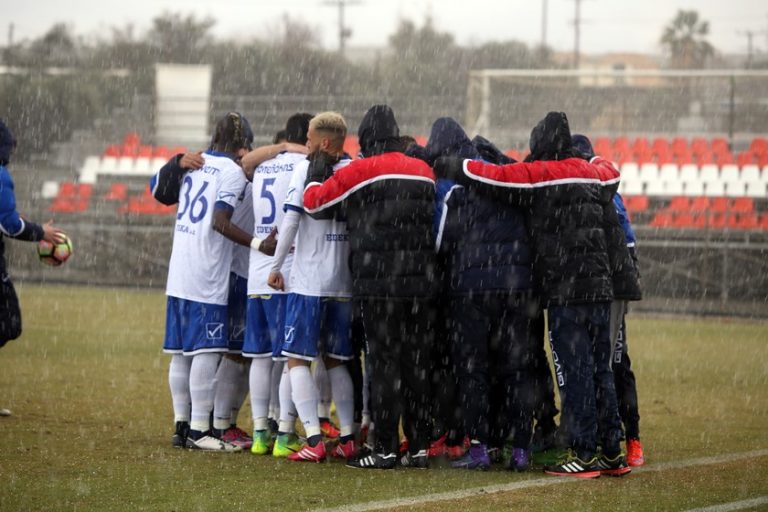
[0,119,67,415]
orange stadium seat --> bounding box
[103,144,121,157]
[650,211,674,228]
[49,182,92,213]
[104,183,128,202]
[749,138,767,155]
[343,136,360,159]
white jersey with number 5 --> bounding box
[284,158,352,298]
[166,152,247,305]
[247,151,306,295]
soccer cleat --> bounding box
[171,421,190,449]
[597,453,632,476]
[346,451,398,469]
[427,433,447,458]
[507,448,531,472]
[287,441,327,462]
[451,443,491,471]
[320,418,340,439]
[250,430,273,455]
[401,449,429,469]
[544,450,601,478]
[331,439,358,460]
[221,427,253,450]
[272,433,303,458]
[185,433,242,452]
[0,408,11,417]
[626,438,645,467]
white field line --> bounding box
[311,449,768,512]
[683,496,768,512]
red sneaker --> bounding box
[287,441,327,462]
[626,438,645,467]
[320,419,340,439]
[331,439,358,459]
[221,427,253,450]
[427,433,447,458]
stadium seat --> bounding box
[734,212,760,230]
[344,136,361,159]
[699,164,720,183]
[749,138,767,155]
[117,156,135,174]
[153,146,173,160]
[709,197,728,212]
[650,211,674,228]
[737,152,756,167]
[745,181,767,198]
[761,213,768,229]
[740,164,760,183]
[679,164,698,184]
[620,162,640,181]
[137,145,154,158]
[100,156,118,174]
[690,197,710,212]
[103,144,121,157]
[645,179,667,197]
[639,163,659,184]
[41,181,59,199]
[151,157,168,174]
[622,179,644,196]
[691,137,709,156]
[685,180,705,196]
[715,153,735,167]
[659,163,679,183]
[720,164,739,183]
[708,212,727,229]
[104,182,128,202]
[705,181,726,197]
[669,196,690,211]
[78,156,101,185]
[133,157,152,175]
[696,152,715,166]
[725,181,746,197]
[731,198,754,213]
[624,195,649,213]
[49,182,92,213]
[665,179,685,196]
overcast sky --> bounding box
[5,0,768,55]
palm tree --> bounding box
[660,10,715,68]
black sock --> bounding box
[307,434,323,447]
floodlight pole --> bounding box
[322,0,362,57]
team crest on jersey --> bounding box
[284,325,296,345]
[206,322,224,340]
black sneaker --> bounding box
[346,451,397,469]
[544,450,601,478]
[597,453,631,477]
[400,449,429,469]
[172,421,190,449]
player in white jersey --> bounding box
[243,113,315,456]
[161,112,263,452]
[268,112,357,462]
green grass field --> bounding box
[1,284,767,512]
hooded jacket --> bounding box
[435,112,620,307]
[430,118,533,295]
[303,105,437,299]
[0,120,44,276]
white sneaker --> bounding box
[0,408,11,417]
[185,434,242,452]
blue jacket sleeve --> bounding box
[0,165,44,242]
[150,154,186,206]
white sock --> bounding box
[249,358,273,431]
[231,360,250,426]
[313,358,332,419]
[168,355,192,423]
[189,353,221,433]
[269,360,284,420]
[278,365,297,433]
[290,364,321,438]
[328,364,354,438]
[213,356,240,430]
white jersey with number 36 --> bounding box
[166,152,247,305]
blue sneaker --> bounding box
[507,447,530,472]
[451,442,490,470]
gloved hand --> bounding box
[305,151,340,187]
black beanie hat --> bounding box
[527,111,576,162]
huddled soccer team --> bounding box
[151,105,645,479]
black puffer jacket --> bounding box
[434,112,620,307]
[303,106,437,299]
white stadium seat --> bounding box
[704,180,725,197]
[151,157,168,174]
[133,157,152,175]
[645,179,666,196]
[78,156,101,185]
[740,164,760,183]
[620,162,640,182]
[117,156,135,174]
[679,164,699,184]
[639,163,659,184]
[685,180,705,196]
[699,164,720,183]
[41,180,60,199]
[745,181,767,198]
[622,178,644,196]
[659,163,679,183]
[725,180,746,197]
[99,156,118,174]
[720,164,740,184]
[665,179,685,196]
